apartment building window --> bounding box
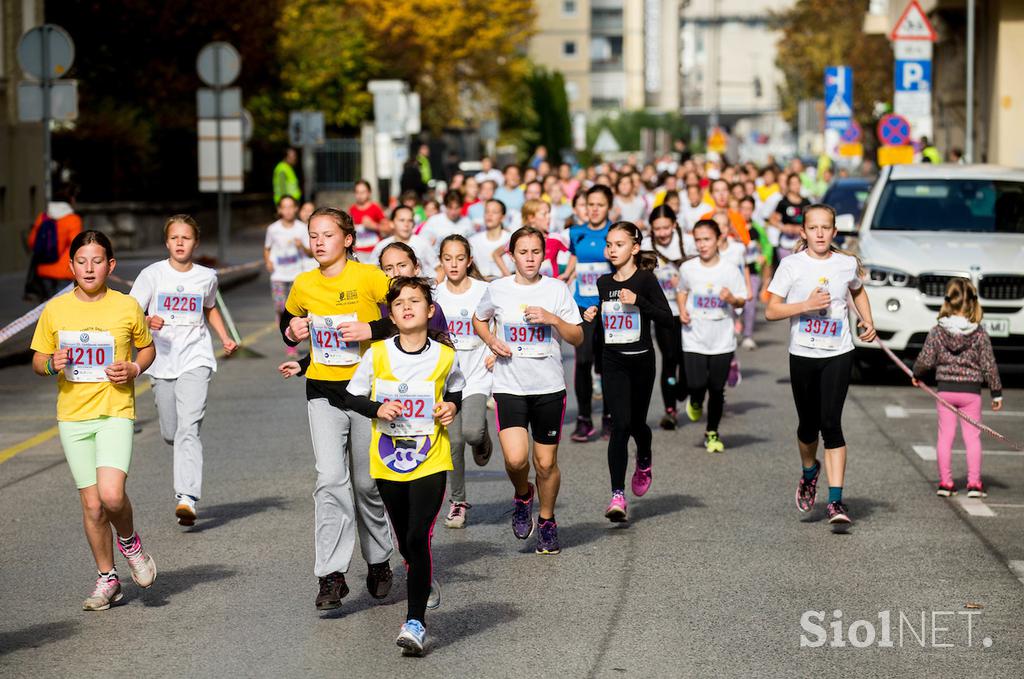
[563,41,577,57]
[562,0,577,16]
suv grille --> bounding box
[979,275,1024,300]
[917,274,958,298]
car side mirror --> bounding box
[835,213,857,234]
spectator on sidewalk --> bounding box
[273,148,301,206]
[24,184,83,301]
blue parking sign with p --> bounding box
[895,60,931,92]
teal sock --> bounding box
[802,461,819,481]
[828,486,843,504]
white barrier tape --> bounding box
[875,338,1023,452]
[0,260,262,348]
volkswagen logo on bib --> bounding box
[325,317,334,328]
[460,309,468,317]
[176,285,184,292]
[612,302,621,312]
[398,383,409,394]
[80,333,89,343]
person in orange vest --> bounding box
[700,179,750,245]
[25,184,84,301]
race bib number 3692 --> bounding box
[375,379,436,436]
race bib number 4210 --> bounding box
[310,313,361,366]
[59,330,114,382]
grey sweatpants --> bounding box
[307,398,394,578]
[446,393,489,503]
[153,367,211,500]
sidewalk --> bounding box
[0,227,267,360]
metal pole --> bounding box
[965,0,975,163]
[709,0,720,130]
[41,26,52,203]
[215,50,227,263]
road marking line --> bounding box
[988,504,1024,508]
[0,321,276,466]
[911,444,1023,458]
[885,404,908,418]
[912,445,937,460]
[956,496,996,517]
[1008,561,1024,586]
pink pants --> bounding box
[935,391,983,488]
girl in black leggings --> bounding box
[675,220,748,453]
[583,222,673,522]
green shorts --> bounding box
[57,417,134,489]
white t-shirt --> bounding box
[681,201,710,231]
[434,278,492,398]
[264,220,310,283]
[129,260,219,379]
[615,196,646,224]
[469,230,511,280]
[419,213,474,250]
[719,239,746,274]
[677,257,747,355]
[368,235,438,273]
[475,276,582,395]
[767,250,863,358]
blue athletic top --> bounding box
[568,220,612,308]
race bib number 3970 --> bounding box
[503,323,551,358]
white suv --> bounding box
[845,163,1024,362]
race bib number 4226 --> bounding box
[156,290,204,326]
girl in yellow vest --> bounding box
[30,230,157,611]
[346,276,465,657]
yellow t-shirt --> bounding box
[284,260,390,382]
[30,288,152,422]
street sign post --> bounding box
[824,66,853,132]
[891,0,937,141]
[288,110,325,199]
[877,113,914,166]
[17,24,77,203]
[196,42,243,263]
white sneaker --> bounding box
[444,501,469,529]
[82,574,123,611]
[741,337,758,350]
[175,495,197,526]
[117,533,157,588]
[426,579,441,609]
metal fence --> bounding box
[314,138,361,191]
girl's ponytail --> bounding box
[608,221,656,271]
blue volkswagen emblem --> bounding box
[176,285,184,292]
[325,317,334,328]
[80,333,89,342]
[461,309,469,317]
[398,383,409,394]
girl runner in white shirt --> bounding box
[435,234,495,528]
[130,215,237,526]
[264,196,311,357]
[676,219,747,454]
[766,204,876,529]
[473,227,584,555]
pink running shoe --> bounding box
[631,465,652,497]
[604,491,628,522]
[82,574,123,611]
[117,533,157,588]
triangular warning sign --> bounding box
[826,94,851,118]
[890,0,937,41]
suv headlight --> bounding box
[864,266,916,288]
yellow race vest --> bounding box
[368,340,456,482]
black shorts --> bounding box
[493,390,567,445]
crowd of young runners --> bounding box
[31,152,888,655]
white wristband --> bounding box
[131,362,142,378]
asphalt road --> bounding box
[2,265,1023,678]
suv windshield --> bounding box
[871,179,1024,233]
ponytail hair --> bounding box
[385,276,454,348]
[938,277,983,324]
[647,205,685,266]
[792,203,865,277]
[608,221,657,271]
[309,207,357,257]
[438,234,485,281]
[70,229,115,260]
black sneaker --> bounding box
[570,417,595,443]
[601,413,612,441]
[315,572,348,610]
[471,433,493,467]
[366,561,393,599]
[659,408,677,430]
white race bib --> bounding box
[59,330,114,383]
[309,313,361,366]
[355,225,379,249]
[576,261,610,298]
[795,314,844,350]
[503,322,552,358]
[691,287,729,320]
[375,379,436,436]
[447,311,482,350]
[155,289,204,326]
[602,301,641,344]
[654,266,678,296]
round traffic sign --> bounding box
[196,42,241,87]
[17,24,75,80]
[877,114,911,147]
[841,121,862,144]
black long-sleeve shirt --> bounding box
[595,269,674,354]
